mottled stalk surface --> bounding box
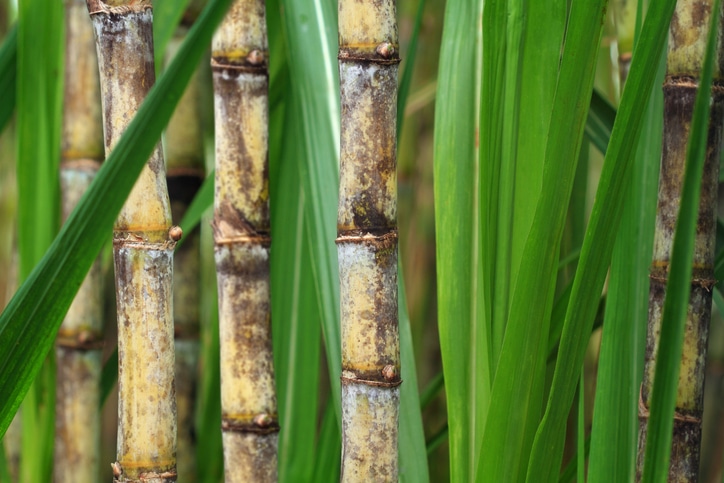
[55,0,105,481]
[637,1,724,481]
[211,1,278,481]
[337,0,401,481]
[87,1,178,481]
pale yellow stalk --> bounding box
[337,0,401,481]
[211,1,278,480]
[87,1,178,481]
[54,1,105,481]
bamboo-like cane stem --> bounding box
[165,24,206,483]
[54,4,105,481]
[337,0,400,481]
[211,1,278,481]
[87,1,177,481]
[613,0,636,83]
[636,2,724,481]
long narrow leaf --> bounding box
[588,39,665,483]
[398,269,429,482]
[271,93,323,482]
[432,0,487,481]
[278,0,342,424]
[0,24,16,134]
[479,2,606,480]
[586,90,616,155]
[0,0,234,438]
[397,0,425,137]
[16,1,62,479]
[526,0,678,480]
[153,0,192,70]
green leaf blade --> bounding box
[0,24,16,134]
[526,0,678,480]
[588,40,665,483]
[432,0,487,481]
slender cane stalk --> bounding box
[165,20,206,482]
[613,0,637,82]
[337,1,400,481]
[211,1,279,480]
[87,1,178,481]
[637,1,724,480]
[54,0,105,481]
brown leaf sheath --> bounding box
[55,0,105,481]
[337,0,401,481]
[636,2,724,481]
[212,1,278,481]
[87,1,177,482]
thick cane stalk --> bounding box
[211,1,278,480]
[54,0,105,481]
[637,1,724,480]
[165,22,205,483]
[87,1,178,481]
[337,0,400,481]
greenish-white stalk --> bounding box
[87,0,178,481]
[54,0,105,481]
[337,0,400,480]
[212,1,279,480]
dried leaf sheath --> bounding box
[637,1,724,480]
[212,1,279,480]
[337,0,400,481]
[55,0,105,480]
[87,1,177,481]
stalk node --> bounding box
[375,42,395,58]
[168,225,183,241]
[86,0,151,16]
[341,372,402,388]
[221,416,280,435]
[246,49,265,65]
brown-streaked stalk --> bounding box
[54,0,105,481]
[87,1,178,481]
[337,0,401,481]
[637,1,724,480]
[211,1,278,480]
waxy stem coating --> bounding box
[212,1,278,481]
[88,2,177,481]
[55,0,105,480]
[338,0,400,481]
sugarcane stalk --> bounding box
[337,0,400,481]
[165,20,206,483]
[637,1,724,480]
[211,1,278,480]
[54,0,105,481]
[86,1,178,481]
[613,0,637,83]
